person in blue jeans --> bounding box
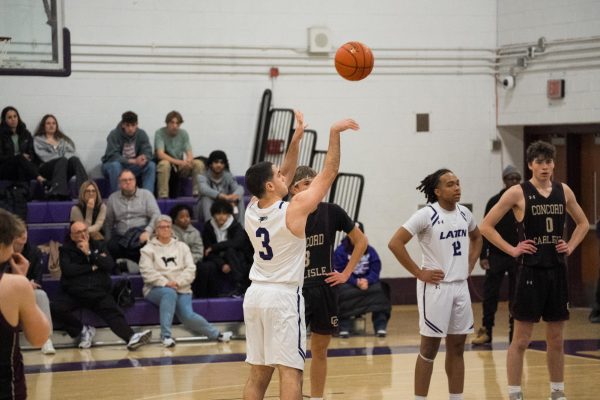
[101,111,156,194]
[138,215,232,347]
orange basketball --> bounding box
[334,41,374,81]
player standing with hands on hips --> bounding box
[480,141,588,400]
[242,111,359,400]
[388,168,482,400]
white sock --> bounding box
[449,394,463,400]
[550,382,564,392]
[508,386,522,394]
[415,396,427,400]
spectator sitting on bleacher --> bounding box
[101,111,155,194]
[170,204,204,264]
[50,221,152,350]
[104,169,160,265]
[155,111,205,199]
[12,218,56,354]
[70,180,107,241]
[196,150,245,224]
[0,106,46,188]
[33,114,88,200]
[333,222,391,338]
[195,199,252,298]
[138,215,232,347]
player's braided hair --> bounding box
[417,168,452,204]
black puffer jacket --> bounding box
[59,238,115,296]
[0,124,35,164]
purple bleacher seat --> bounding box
[27,202,48,224]
[157,198,197,216]
[43,275,244,327]
[206,297,244,322]
[28,224,69,246]
[46,200,76,223]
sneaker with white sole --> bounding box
[127,330,152,351]
[41,339,56,355]
[161,337,176,348]
[509,392,524,400]
[376,329,387,338]
[217,331,233,342]
[339,331,350,338]
[549,391,566,400]
[78,325,96,349]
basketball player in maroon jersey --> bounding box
[0,209,50,400]
[480,141,588,400]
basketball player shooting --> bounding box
[242,111,359,400]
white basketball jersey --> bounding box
[402,202,477,282]
[245,200,306,286]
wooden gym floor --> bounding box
[23,303,600,399]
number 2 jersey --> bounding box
[517,180,566,269]
[245,200,306,286]
[402,202,477,282]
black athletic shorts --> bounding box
[303,284,339,335]
[511,264,569,322]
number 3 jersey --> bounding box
[402,202,477,282]
[518,181,566,269]
[245,200,306,286]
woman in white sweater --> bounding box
[138,215,232,347]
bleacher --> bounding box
[13,175,250,348]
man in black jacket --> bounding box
[472,165,521,345]
[194,199,252,298]
[50,221,151,350]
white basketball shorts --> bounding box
[243,282,306,370]
[416,279,474,337]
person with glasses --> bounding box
[139,215,232,347]
[472,165,522,345]
[197,150,246,224]
[50,221,152,350]
[104,169,160,263]
[70,180,107,241]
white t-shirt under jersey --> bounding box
[245,199,306,286]
[402,202,477,282]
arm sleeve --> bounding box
[102,130,127,164]
[138,130,153,160]
[145,193,161,234]
[199,174,220,199]
[187,229,204,264]
[59,247,95,278]
[363,246,382,284]
[88,204,107,234]
[63,140,76,159]
[89,241,115,273]
[175,244,197,288]
[33,137,52,163]
[154,130,165,152]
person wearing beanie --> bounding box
[196,150,245,225]
[472,165,522,345]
